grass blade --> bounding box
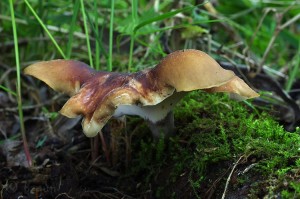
[286,40,300,91]
[9,0,32,167]
[128,0,138,71]
[85,9,108,60]
[133,6,194,34]
[24,0,66,59]
[66,0,80,59]
[128,4,197,71]
[80,0,93,68]
[0,85,17,96]
[94,0,100,70]
[108,0,115,72]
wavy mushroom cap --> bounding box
[59,70,175,137]
[24,49,259,137]
[204,76,260,100]
[152,49,236,91]
[24,60,95,96]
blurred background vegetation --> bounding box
[1,0,300,198]
[1,0,299,73]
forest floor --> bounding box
[1,87,300,198]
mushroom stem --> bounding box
[146,111,175,139]
[114,91,186,138]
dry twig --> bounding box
[221,155,244,199]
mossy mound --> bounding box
[125,91,300,198]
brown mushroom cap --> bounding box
[152,49,236,91]
[24,49,259,137]
[24,60,95,96]
[203,76,260,100]
[58,70,175,137]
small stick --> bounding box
[221,155,244,199]
[90,136,99,162]
[99,131,110,164]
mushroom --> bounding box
[24,49,259,138]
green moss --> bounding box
[126,91,300,198]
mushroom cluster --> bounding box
[24,49,259,138]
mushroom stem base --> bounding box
[147,111,176,139]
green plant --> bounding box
[9,0,32,166]
[80,0,93,68]
[24,0,66,59]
